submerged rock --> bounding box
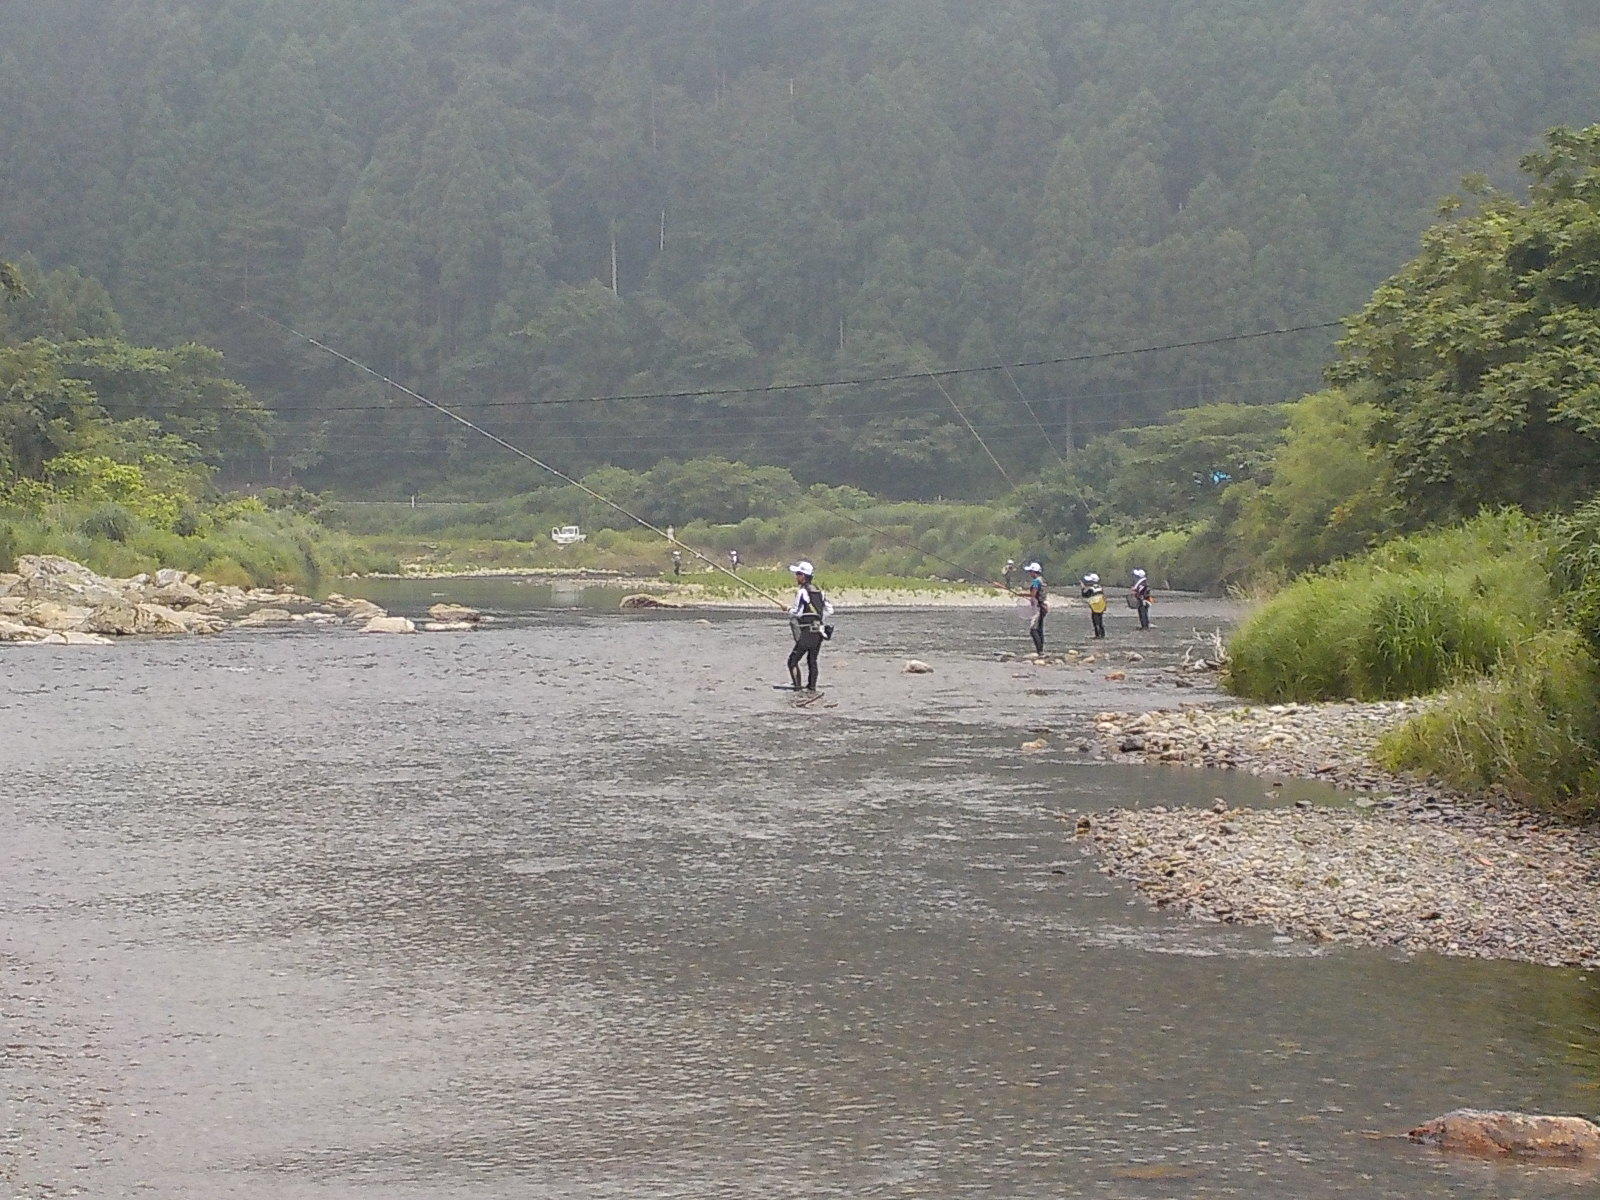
[423,620,476,632]
[619,593,680,609]
[902,659,934,674]
[1409,1111,1600,1162]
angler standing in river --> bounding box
[1081,573,1108,639]
[1130,568,1152,629]
[1019,562,1047,656]
[786,561,833,692]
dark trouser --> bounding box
[1029,609,1045,655]
[1137,600,1150,630]
[788,632,823,689]
[1091,610,1105,638]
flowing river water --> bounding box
[3,584,1598,1198]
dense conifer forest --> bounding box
[3,0,1597,496]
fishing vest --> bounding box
[791,584,827,637]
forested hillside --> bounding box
[3,0,1596,497]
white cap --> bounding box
[789,561,814,576]
[1132,568,1147,578]
[1024,561,1042,572]
[1084,573,1100,583]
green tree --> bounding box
[1331,125,1600,520]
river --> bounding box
[2,586,1597,1198]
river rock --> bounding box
[143,579,207,608]
[619,593,679,609]
[428,603,482,623]
[19,600,91,631]
[235,607,294,628]
[0,572,19,596]
[55,630,115,646]
[1408,1111,1600,1161]
[133,603,191,635]
[0,617,52,642]
[361,616,416,634]
[12,555,128,608]
[423,620,476,632]
[323,595,385,620]
[82,599,142,635]
[903,660,934,674]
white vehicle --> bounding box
[550,525,587,546]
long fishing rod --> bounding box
[242,305,789,611]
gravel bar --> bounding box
[1078,702,1600,968]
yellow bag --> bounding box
[1088,593,1108,614]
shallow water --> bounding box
[2,592,1598,1198]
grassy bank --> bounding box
[0,495,380,589]
[1223,510,1600,817]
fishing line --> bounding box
[1000,364,1069,464]
[241,305,789,610]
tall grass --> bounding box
[1225,511,1549,701]
[0,499,376,589]
[1378,631,1600,817]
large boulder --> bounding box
[428,602,482,623]
[12,556,127,608]
[0,618,52,642]
[143,579,207,609]
[0,572,20,597]
[82,599,142,636]
[361,615,416,634]
[18,600,91,632]
[173,609,224,635]
[1409,1111,1600,1161]
[133,603,191,635]
[324,595,387,621]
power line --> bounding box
[87,366,1321,417]
[238,316,1339,413]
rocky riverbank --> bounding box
[1077,702,1600,969]
[0,556,487,644]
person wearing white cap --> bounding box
[1019,561,1048,655]
[1081,573,1107,639]
[1130,568,1152,630]
[785,560,833,691]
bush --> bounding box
[1552,497,1600,654]
[78,501,136,542]
[1379,632,1600,817]
[1225,511,1547,701]
[201,555,254,588]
